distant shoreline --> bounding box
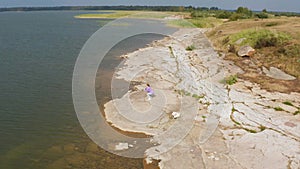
[1,6,300,14]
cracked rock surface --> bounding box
[103,28,300,169]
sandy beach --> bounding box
[103,28,300,169]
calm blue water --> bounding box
[0,11,152,169]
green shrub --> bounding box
[225,75,238,85]
[192,94,204,99]
[228,7,253,21]
[228,44,236,53]
[245,128,257,133]
[265,22,278,27]
[281,44,300,56]
[259,125,266,131]
[293,110,300,115]
[216,11,233,19]
[229,13,243,21]
[186,45,196,51]
[283,101,293,106]
[274,107,284,111]
[255,12,269,19]
[222,36,230,45]
[191,11,209,18]
[255,37,278,48]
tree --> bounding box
[255,12,268,19]
[235,7,253,19]
[262,8,267,13]
[210,7,219,10]
[216,11,232,19]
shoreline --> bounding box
[95,32,172,168]
[102,27,300,169]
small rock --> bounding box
[128,144,134,148]
[237,45,255,57]
[172,112,181,119]
[284,122,297,127]
[235,38,246,45]
[262,66,296,80]
[120,54,128,59]
[115,142,129,151]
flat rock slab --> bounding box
[262,66,296,80]
[103,28,300,169]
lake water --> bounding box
[0,11,169,169]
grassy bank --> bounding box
[206,17,300,92]
[75,9,299,92]
[75,10,187,19]
[74,10,138,18]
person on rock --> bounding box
[144,83,154,101]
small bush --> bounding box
[222,36,230,45]
[274,107,284,111]
[216,11,233,19]
[246,129,257,133]
[192,94,204,99]
[229,13,243,21]
[186,45,196,51]
[283,101,293,106]
[255,37,278,48]
[293,110,300,115]
[265,22,278,27]
[255,12,269,19]
[259,125,266,131]
[191,11,209,18]
[225,75,238,85]
[283,44,300,56]
[185,92,191,96]
[228,44,236,53]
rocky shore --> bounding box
[104,28,300,169]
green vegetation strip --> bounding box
[274,107,284,111]
[167,19,196,28]
[227,29,291,48]
[75,10,177,19]
[75,11,139,18]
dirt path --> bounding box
[104,28,300,169]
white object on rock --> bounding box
[115,142,129,151]
[172,112,181,119]
[128,144,134,148]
